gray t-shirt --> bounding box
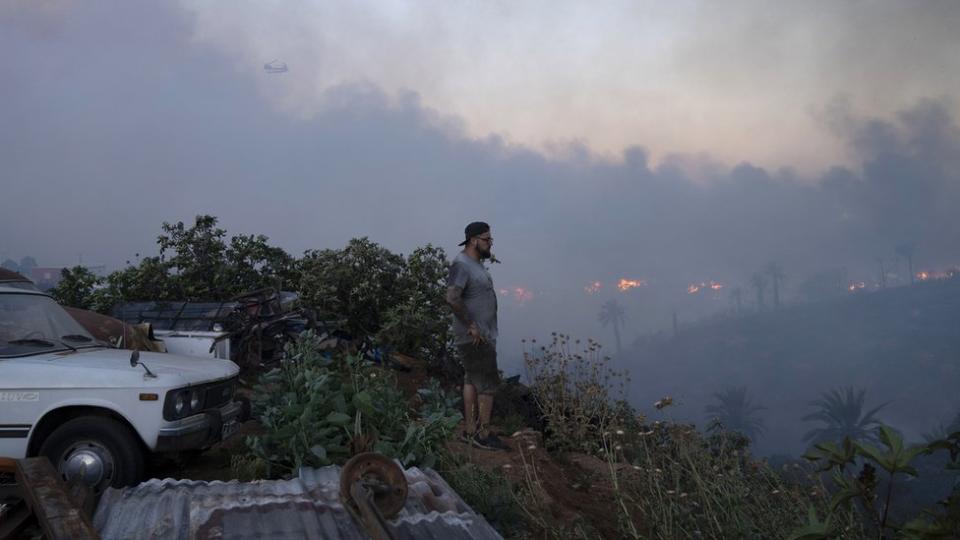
[447,252,498,345]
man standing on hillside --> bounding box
[446,221,508,450]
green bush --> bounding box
[244,331,462,477]
[299,239,455,367]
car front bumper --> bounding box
[154,400,246,453]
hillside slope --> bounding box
[625,278,960,454]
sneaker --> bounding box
[471,432,509,451]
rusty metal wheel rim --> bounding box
[339,452,408,518]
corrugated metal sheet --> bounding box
[92,464,502,540]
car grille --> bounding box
[203,377,237,409]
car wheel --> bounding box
[38,416,144,492]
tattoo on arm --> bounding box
[446,286,472,326]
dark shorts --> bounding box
[458,341,499,394]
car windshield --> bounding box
[0,293,101,357]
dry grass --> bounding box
[520,332,868,539]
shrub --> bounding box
[799,425,960,538]
[299,239,454,363]
[243,331,461,477]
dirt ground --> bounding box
[446,429,626,538]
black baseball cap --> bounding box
[458,221,490,246]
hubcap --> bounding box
[59,441,114,489]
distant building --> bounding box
[31,267,66,290]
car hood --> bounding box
[2,347,239,389]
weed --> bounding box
[800,425,960,538]
[607,423,865,539]
[522,334,630,452]
[442,464,525,536]
[229,454,268,481]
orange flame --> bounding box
[618,278,647,291]
[916,271,930,281]
[513,287,534,304]
[688,280,723,294]
[584,281,602,294]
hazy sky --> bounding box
[179,0,960,174]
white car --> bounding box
[0,286,245,491]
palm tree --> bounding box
[764,262,785,309]
[801,387,889,444]
[598,299,626,356]
[704,386,766,441]
[750,272,767,311]
[895,242,917,285]
[922,409,960,443]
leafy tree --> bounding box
[49,266,102,309]
[299,237,407,341]
[376,244,455,365]
[598,298,626,356]
[802,387,889,444]
[83,215,296,311]
[155,216,296,301]
[1,259,19,272]
[89,256,177,312]
[157,215,230,300]
[223,233,298,294]
[704,386,767,441]
[298,240,454,366]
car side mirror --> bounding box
[130,349,156,378]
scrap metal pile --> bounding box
[113,288,329,370]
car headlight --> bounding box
[165,387,206,420]
[174,393,186,416]
[190,389,202,411]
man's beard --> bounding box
[478,246,492,259]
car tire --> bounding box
[38,416,144,492]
